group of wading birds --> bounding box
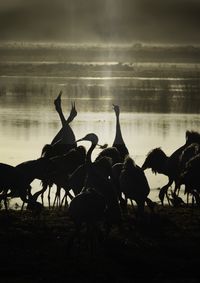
[1,91,200,231]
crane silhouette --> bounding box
[112,104,129,162]
[51,91,77,148]
[179,145,200,206]
[15,157,57,209]
[32,146,86,207]
[68,133,121,252]
[119,156,152,216]
[41,91,77,158]
[83,104,128,202]
[39,92,79,207]
[0,162,41,213]
[142,130,200,205]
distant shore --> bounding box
[1,42,200,64]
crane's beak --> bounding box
[55,91,62,101]
[76,138,84,143]
[98,143,108,149]
[141,164,146,171]
[76,138,107,149]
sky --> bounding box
[0,0,200,44]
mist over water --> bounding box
[1,0,200,44]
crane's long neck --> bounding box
[52,101,76,146]
[155,156,169,175]
[113,113,125,145]
[86,142,97,164]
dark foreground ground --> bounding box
[0,205,200,283]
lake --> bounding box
[0,58,200,206]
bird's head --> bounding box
[76,133,108,149]
[113,104,120,116]
[54,91,62,108]
[76,133,99,145]
[141,147,167,174]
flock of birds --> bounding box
[1,91,200,236]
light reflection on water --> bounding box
[0,78,200,206]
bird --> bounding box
[15,156,57,209]
[116,156,152,216]
[179,142,200,173]
[91,104,129,211]
[51,91,77,149]
[178,142,200,204]
[67,154,112,198]
[38,93,81,207]
[112,104,129,162]
[95,146,121,166]
[74,134,120,213]
[179,153,200,206]
[68,133,121,251]
[86,104,130,213]
[32,145,86,208]
[51,145,86,208]
[15,157,55,186]
[0,162,41,213]
[41,92,77,158]
[141,130,200,205]
[94,104,128,166]
[111,162,128,211]
[142,147,181,205]
[66,135,118,198]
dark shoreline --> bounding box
[0,206,199,282]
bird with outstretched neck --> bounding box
[112,104,129,162]
[39,92,80,207]
[51,91,77,148]
[41,91,77,158]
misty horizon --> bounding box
[1,0,200,45]
[1,41,200,49]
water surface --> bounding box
[0,62,200,205]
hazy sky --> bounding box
[0,0,200,44]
